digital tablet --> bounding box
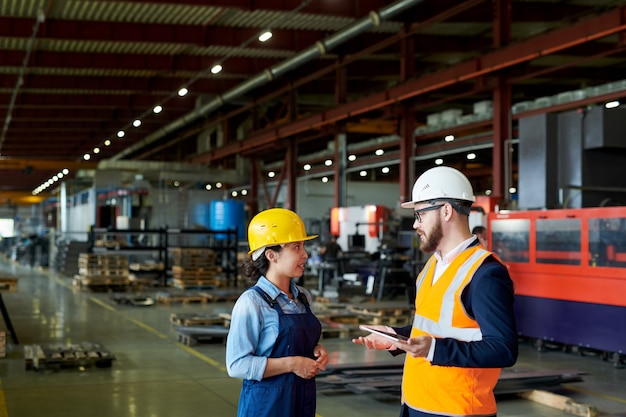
[359,325,409,342]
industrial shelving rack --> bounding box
[87,227,239,287]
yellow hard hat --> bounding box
[248,208,317,254]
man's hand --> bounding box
[352,325,396,350]
[395,336,432,357]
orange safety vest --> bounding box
[402,245,500,416]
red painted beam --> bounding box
[191,6,626,164]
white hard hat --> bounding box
[401,166,475,208]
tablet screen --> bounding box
[359,325,409,342]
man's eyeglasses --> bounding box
[413,204,445,223]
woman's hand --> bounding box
[314,344,328,371]
[291,356,323,379]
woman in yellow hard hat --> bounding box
[225,208,329,417]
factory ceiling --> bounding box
[2,0,626,205]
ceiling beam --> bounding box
[0,158,98,171]
[191,5,626,164]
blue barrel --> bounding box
[210,200,245,240]
[193,203,212,229]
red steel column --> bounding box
[491,0,511,204]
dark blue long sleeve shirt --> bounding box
[393,254,518,369]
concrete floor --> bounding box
[1,258,625,417]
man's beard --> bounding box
[420,218,443,254]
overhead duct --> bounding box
[97,159,243,184]
[110,0,424,161]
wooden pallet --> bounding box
[171,266,220,279]
[155,291,208,304]
[78,253,129,267]
[315,312,361,325]
[171,279,220,291]
[175,326,229,346]
[24,342,115,371]
[348,302,414,317]
[78,267,129,276]
[170,313,228,326]
[197,289,242,302]
[73,275,130,292]
[348,302,414,326]
[129,262,164,272]
[0,275,18,293]
[111,294,155,306]
[320,320,357,339]
[171,248,218,268]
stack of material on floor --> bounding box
[170,312,231,346]
[24,342,116,371]
[73,253,130,291]
[170,248,224,289]
[0,274,17,293]
[155,290,209,304]
[54,240,90,276]
[317,361,585,400]
[128,261,165,288]
[110,293,155,306]
[94,238,128,249]
[348,301,414,326]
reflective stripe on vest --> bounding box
[402,245,500,417]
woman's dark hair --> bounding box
[241,245,282,284]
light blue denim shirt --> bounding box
[226,276,313,381]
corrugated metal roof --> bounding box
[2,0,626,199]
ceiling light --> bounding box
[104,139,111,146]
[360,170,367,177]
[435,158,443,165]
[605,101,620,109]
[53,175,58,181]
[485,189,492,196]
[93,147,100,154]
[231,191,238,197]
[133,119,141,127]
[117,130,125,138]
[241,190,248,196]
[375,149,384,156]
[303,164,311,171]
[57,172,64,178]
[324,159,332,166]
[205,184,212,190]
[211,64,223,74]
[509,187,517,194]
[153,105,163,114]
[216,182,223,188]
[467,153,476,160]
[258,31,273,42]
[445,135,455,142]
[381,167,390,174]
[178,87,188,97]
[348,154,356,161]
[321,177,328,183]
[83,153,90,160]
[268,171,275,178]
[62,169,69,175]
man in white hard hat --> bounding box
[353,166,518,417]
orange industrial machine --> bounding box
[488,207,626,365]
